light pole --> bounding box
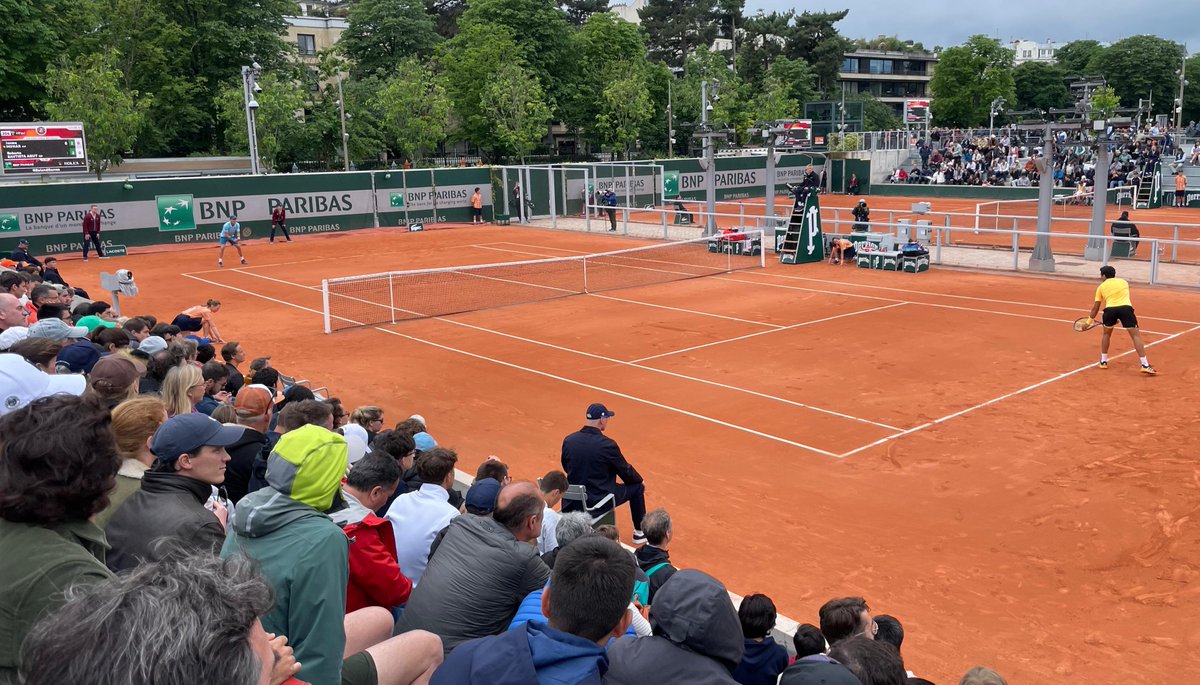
[241,63,262,175]
[697,80,721,235]
[336,73,350,172]
[989,97,1006,136]
[667,78,673,158]
[1177,55,1188,131]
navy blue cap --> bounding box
[55,341,101,374]
[586,403,615,420]
[465,478,502,513]
[151,413,246,463]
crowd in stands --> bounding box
[887,124,1188,197]
[1,253,1013,685]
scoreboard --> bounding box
[0,123,89,175]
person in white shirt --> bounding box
[385,447,461,586]
[536,470,567,555]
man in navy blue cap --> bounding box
[561,402,648,545]
[104,413,244,572]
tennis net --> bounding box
[973,185,1136,233]
[322,231,766,332]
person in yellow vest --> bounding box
[1086,265,1155,374]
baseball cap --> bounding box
[0,326,29,350]
[0,353,87,416]
[89,355,140,391]
[465,478,502,514]
[585,403,615,420]
[151,413,246,464]
[76,315,116,332]
[413,431,437,452]
[28,318,89,341]
[56,341,102,374]
[17,239,28,246]
[409,413,426,428]
[137,335,168,356]
[234,384,273,418]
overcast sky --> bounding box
[741,0,1200,54]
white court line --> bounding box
[838,324,1200,458]
[630,303,907,363]
[482,241,1200,327]
[189,269,895,440]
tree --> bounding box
[1095,35,1185,113]
[1089,85,1120,121]
[595,65,654,157]
[375,58,451,161]
[844,92,900,130]
[216,73,305,171]
[340,0,440,78]
[765,57,817,110]
[735,10,793,87]
[785,10,851,93]
[1013,61,1071,113]
[929,35,1016,127]
[1054,40,1105,77]
[1182,54,1200,126]
[561,0,608,26]
[851,35,926,53]
[0,0,100,118]
[749,73,798,123]
[425,0,466,38]
[638,0,719,68]
[437,23,522,154]
[43,53,148,179]
[565,13,649,141]
[482,61,553,161]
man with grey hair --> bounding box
[541,511,594,569]
[19,553,300,685]
[0,293,28,332]
[634,507,677,602]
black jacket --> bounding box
[561,426,642,507]
[224,362,244,396]
[104,471,224,572]
[605,570,744,685]
[635,544,677,603]
[9,247,40,269]
[224,426,269,504]
[42,268,69,287]
[778,655,862,685]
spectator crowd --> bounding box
[1,252,1012,685]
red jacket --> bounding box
[82,212,101,235]
[332,493,413,613]
[272,206,286,222]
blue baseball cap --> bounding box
[586,403,614,420]
[465,478,502,513]
[151,413,246,464]
[413,431,437,452]
[55,341,101,374]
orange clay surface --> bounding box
[67,212,1200,684]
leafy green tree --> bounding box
[482,61,553,161]
[1054,40,1105,76]
[0,0,100,118]
[1182,54,1200,125]
[374,57,451,161]
[1013,61,1071,113]
[929,35,1016,127]
[735,10,792,87]
[851,35,926,53]
[1089,85,1120,121]
[1095,35,1185,113]
[340,0,440,78]
[765,57,817,110]
[43,53,148,179]
[749,73,798,123]
[425,0,466,38]
[216,73,305,171]
[785,10,851,93]
[595,65,654,157]
[561,0,608,25]
[842,92,900,130]
[638,0,719,68]
[437,23,522,155]
[566,13,649,141]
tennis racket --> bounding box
[1072,316,1099,332]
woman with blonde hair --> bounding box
[161,364,204,417]
[350,405,384,445]
[95,396,168,527]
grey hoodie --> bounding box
[604,569,744,685]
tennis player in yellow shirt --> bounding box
[1086,265,1156,374]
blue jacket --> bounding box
[432,620,608,685]
[731,637,789,685]
[509,587,637,639]
[561,427,642,508]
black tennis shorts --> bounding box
[1102,305,1138,328]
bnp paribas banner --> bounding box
[663,154,822,201]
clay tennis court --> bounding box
[91,213,1200,684]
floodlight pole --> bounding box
[241,64,262,175]
[1028,121,1056,272]
[1085,120,1113,262]
[1177,54,1188,131]
[336,74,351,172]
[701,80,717,235]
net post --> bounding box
[582,257,589,293]
[321,279,332,334]
[388,274,396,324]
[1172,226,1178,263]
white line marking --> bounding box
[589,293,784,329]
[838,324,1200,457]
[187,270,890,444]
[630,303,907,363]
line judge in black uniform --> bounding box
[561,403,648,545]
